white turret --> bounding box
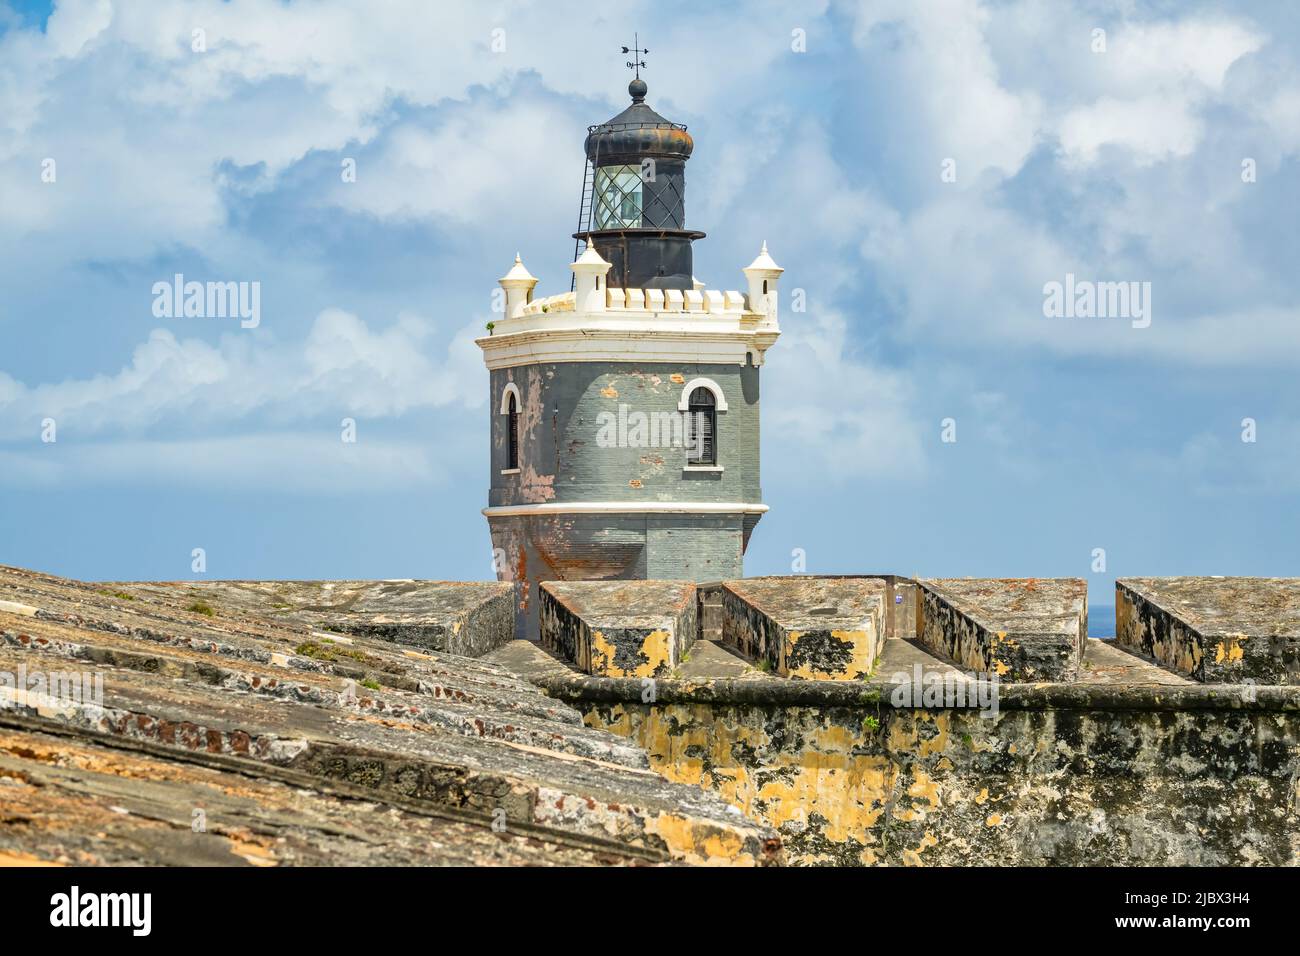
[498,253,538,319]
[742,241,783,322]
[570,239,612,314]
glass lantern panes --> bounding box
[593,165,643,229]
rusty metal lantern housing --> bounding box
[573,79,704,291]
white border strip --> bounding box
[483,501,768,517]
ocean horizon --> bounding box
[1089,604,1116,639]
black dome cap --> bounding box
[584,80,693,164]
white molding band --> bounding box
[483,501,768,517]
[677,376,728,412]
[476,328,780,370]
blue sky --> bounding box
[1,0,1298,616]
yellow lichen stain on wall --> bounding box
[907,767,941,812]
[1161,633,1202,675]
[585,703,896,865]
[1214,636,1247,665]
[1133,610,1203,676]
[587,630,613,675]
[888,709,950,760]
[900,831,938,866]
[533,786,765,866]
[585,629,672,678]
[917,711,951,758]
[780,629,875,681]
[1115,591,1133,639]
[645,813,757,867]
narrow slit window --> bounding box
[687,387,716,465]
[507,393,519,470]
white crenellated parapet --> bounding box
[511,283,758,319]
[478,248,782,369]
[498,254,538,319]
[742,241,783,324]
[570,240,612,313]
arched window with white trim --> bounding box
[507,393,519,470]
[499,382,521,473]
[677,377,725,468]
[677,378,727,412]
[686,387,716,465]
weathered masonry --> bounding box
[493,575,1300,866]
[0,565,779,866]
[919,577,1088,682]
[477,77,783,638]
[7,563,1296,866]
[541,580,696,678]
[719,577,885,680]
[1116,577,1300,684]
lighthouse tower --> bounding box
[477,75,782,638]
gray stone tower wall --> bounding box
[487,360,764,638]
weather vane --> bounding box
[622,33,648,79]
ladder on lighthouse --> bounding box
[570,158,595,291]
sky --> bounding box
[1,0,1298,619]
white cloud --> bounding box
[1058,93,1204,166]
[0,0,817,260]
[0,308,484,441]
[831,2,1300,367]
[849,0,1043,181]
[1094,18,1263,92]
[1056,18,1263,165]
[1,0,1298,508]
[327,96,580,226]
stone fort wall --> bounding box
[565,687,1299,866]
[509,574,1300,866]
